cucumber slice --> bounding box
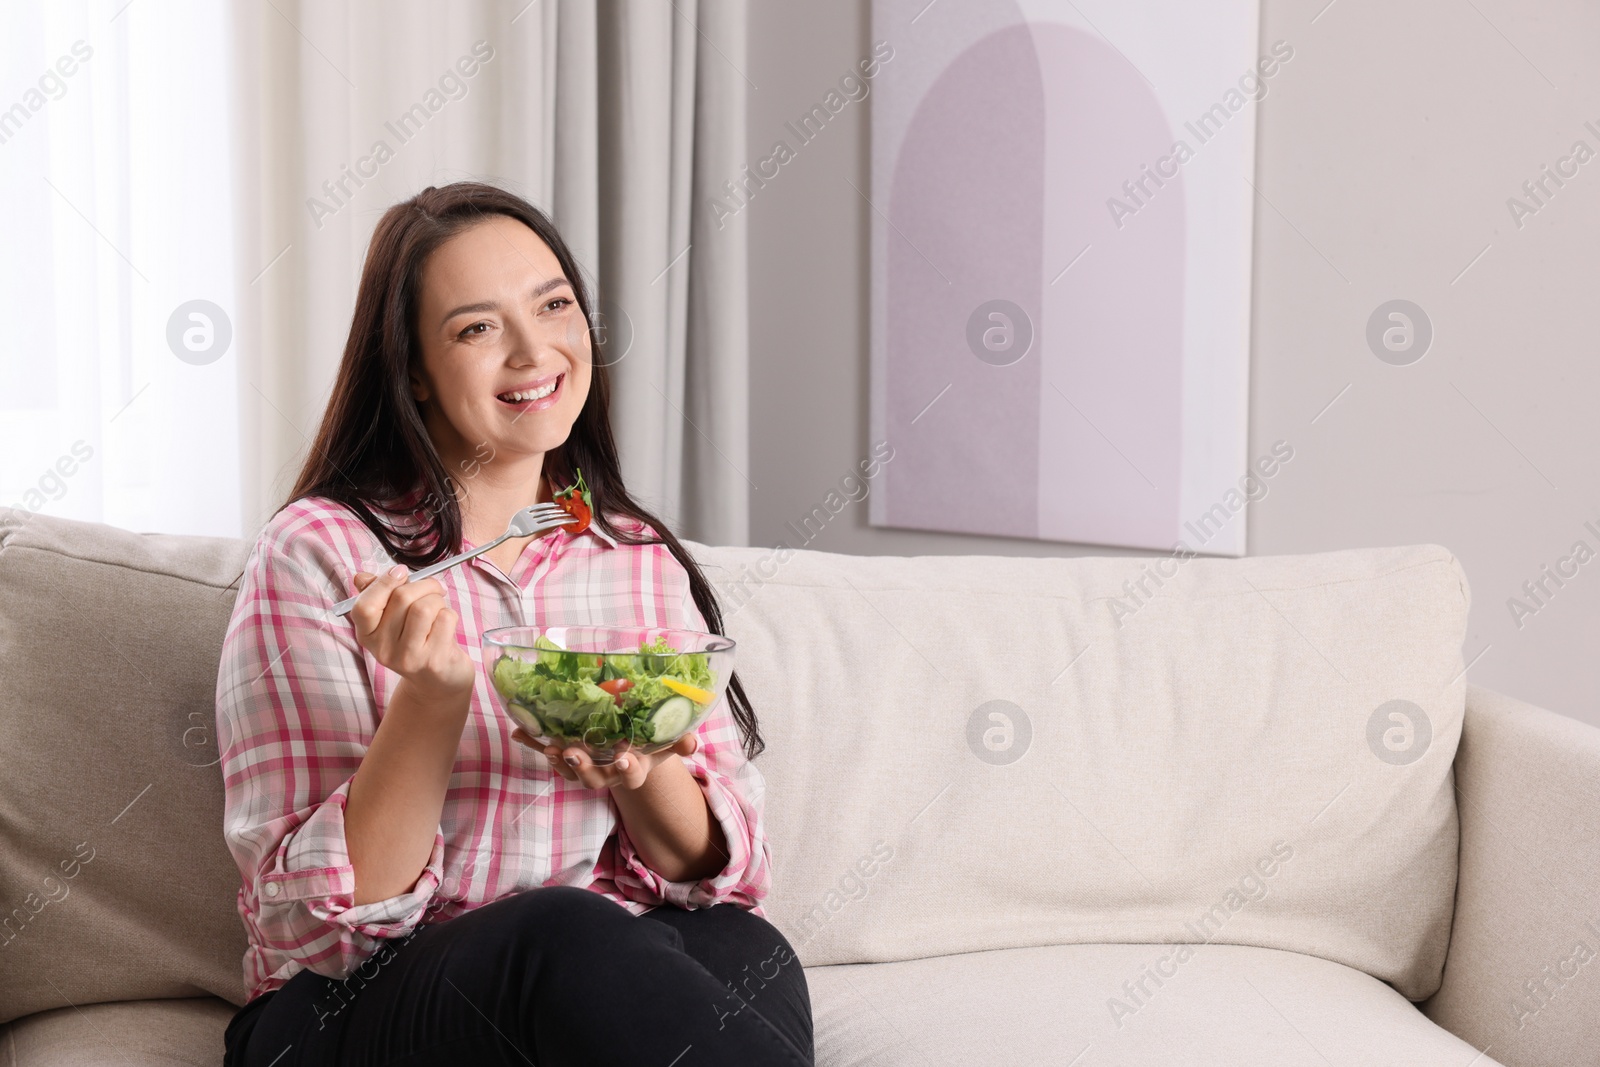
[644,695,695,742]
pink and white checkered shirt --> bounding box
[215,495,771,1001]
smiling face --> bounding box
[410,215,592,490]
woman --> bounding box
[216,182,813,1066]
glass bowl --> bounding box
[483,625,735,765]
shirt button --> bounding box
[264,882,281,898]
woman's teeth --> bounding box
[499,378,559,402]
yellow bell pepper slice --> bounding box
[661,677,713,705]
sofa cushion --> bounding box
[0,997,234,1067]
[683,540,1470,1000]
[0,950,1497,1067]
[0,509,251,1024]
[2,947,1497,1067]
[805,942,1502,1066]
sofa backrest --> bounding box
[683,536,1470,1002]
[0,508,251,1023]
[0,509,1469,1023]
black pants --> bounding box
[223,886,814,1066]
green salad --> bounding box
[491,634,716,748]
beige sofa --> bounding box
[1,508,1596,1066]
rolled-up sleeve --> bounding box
[215,514,444,988]
[259,776,444,933]
[612,571,773,912]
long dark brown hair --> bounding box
[266,181,763,759]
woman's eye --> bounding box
[460,322,490,338]
[543,297,572,313]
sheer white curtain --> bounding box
[2,0,750,546]
[0,1,241,537]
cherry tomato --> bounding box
[553,467,595,534]
[557,495,591,534]
[597,677,633,704]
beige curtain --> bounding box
[229,0,750,545]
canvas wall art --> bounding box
[868,0,1266,555]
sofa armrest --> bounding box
[1422,684,1600,1067]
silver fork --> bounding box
[328,502,575,617]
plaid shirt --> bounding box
[215,495,770,1001]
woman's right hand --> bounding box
[348,565,475,701]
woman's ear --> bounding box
[409,370,429,403]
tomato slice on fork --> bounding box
[552,467,593,534]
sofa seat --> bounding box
[0,941,1505,1067]
[808,943,1504,1067]
[0,998,236,1067]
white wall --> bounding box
[746,0,1600,728]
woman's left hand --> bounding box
[511,729,699,792]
